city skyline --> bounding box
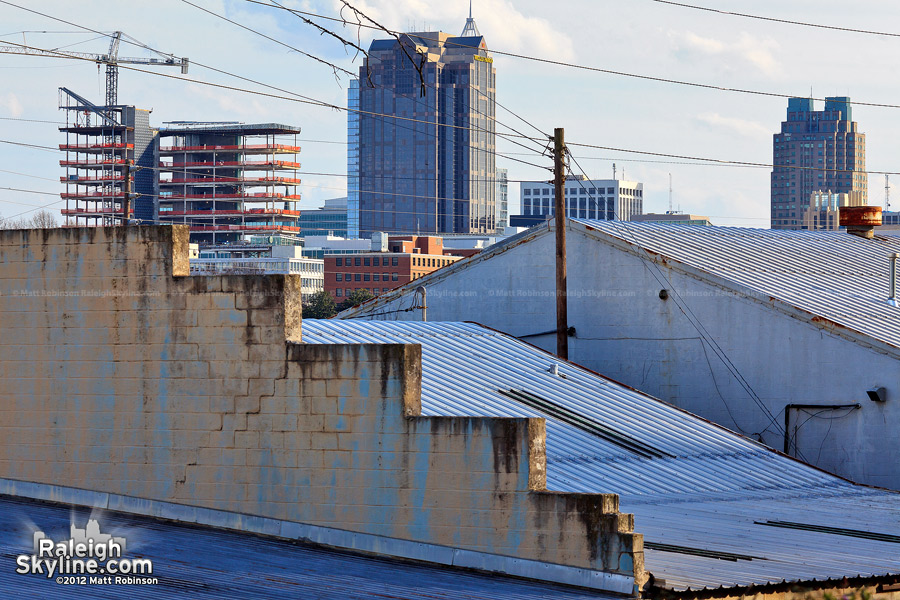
[2,1,900,229]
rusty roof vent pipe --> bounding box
[890,253,899,307]
[840,206,882,239]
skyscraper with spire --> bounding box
[355,8,496,237]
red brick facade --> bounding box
[325,252,459,300]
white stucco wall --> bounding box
[347,226,900,489]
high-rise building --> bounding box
[347,79,361,239]
[357,13,496,237]
[299,197,349,238]
[495,168,508,231]
[771,97,867,230]
[157,122,302,245]
[509,175,643,227]
[59,88,157,226]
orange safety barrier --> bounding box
[159,144,300,152]
[157,161,302,169]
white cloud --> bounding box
[695,112,771,140]
[329,0,574,60]
[0,93,24,117]
[671,30,782,78]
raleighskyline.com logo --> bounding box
[15,519,157,586]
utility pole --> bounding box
[553,128,568,360]
[122,159,134,226]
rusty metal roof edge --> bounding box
[338,224,551,319]
[571,220,900,361]
[649,571,900,596]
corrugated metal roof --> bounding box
[0,495,614,600]
[302,320,900,592]
[571,219,900,354]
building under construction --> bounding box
[58,88,157,225]
[157,123,302,245]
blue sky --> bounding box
[1,0,897,226]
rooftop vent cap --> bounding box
[867,386,887,403]
[840,206,882,239]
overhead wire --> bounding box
[184,0,549,157]
[564,149,790,445]
[650,0,900,39]
[241,0,900,111]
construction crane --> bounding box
[0,31,188,110]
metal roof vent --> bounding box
[840,206,882,239]
[890,253,899,307]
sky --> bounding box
[1,0,899,227]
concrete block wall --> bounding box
[0,225,642,590]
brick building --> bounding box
[325,235,460,300]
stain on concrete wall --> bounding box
[0,225,642,586]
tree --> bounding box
[302,290,337,319]
[0,210,59,230]
[28,210,59,229]
[338,289,374,312]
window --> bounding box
[336,273,343,282]
[364,257,371,266]
[392,257,398,266]
[354,274,361,282]
[392,273,399,281]
[373,274,380,282]
[336,257,343,267]
[364,273,370,282]
[354,257,361,266]
[607,187,614,193]
[542,189,550,195]
[523,189,531,195]
[383,272,389,280]
[336,289,342,297]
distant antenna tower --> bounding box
[886,174,891,211]
[668,173,673,213]
[613,163,617,180]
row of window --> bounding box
[335,287,392,297]
[337,273,399,282]
[413,256,452,267]
[336,256,399,267]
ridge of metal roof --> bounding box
[301,319,900,592]
[570,219,900,354]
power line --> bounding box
[178,0,355,78]
[0,138,59,152]
[2,39,548,171]
[246,0,551,139]
[0,0,546,158]
[565,151,789,444]
[0,116,63,124]
[193,0,548,157]
[241,0,900,111]
[650,0,900,39]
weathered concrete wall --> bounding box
[0,225,642,590]
[344,225,900,489]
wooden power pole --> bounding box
[122,159,134,225]
[553,128,568,360]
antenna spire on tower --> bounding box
[461,1,481,36]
